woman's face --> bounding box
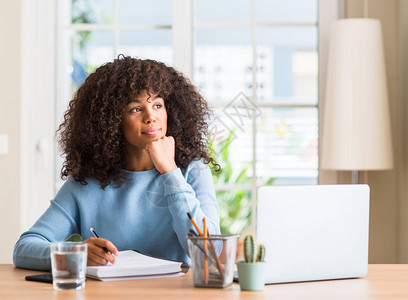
[121,90,168,151]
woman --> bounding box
[13,56,220,270]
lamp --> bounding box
[321,19,393,183]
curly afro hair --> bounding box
[57,55,218,189]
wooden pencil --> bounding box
[203,217,208,284]
[187,212,203,236]
[207,228,225,280]
[187,212,224,281]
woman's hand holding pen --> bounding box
[145,136,177,174]
[84,237,119,266]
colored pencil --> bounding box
[187,212,203,236]
[207,228,225,279]
[187,213,224,280]
[203,217,208,284]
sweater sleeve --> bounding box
[161,160,220,256]
[13,179,81,270]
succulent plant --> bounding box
[244,233,255,262]
[65,233,83,242]
[243,233,266,263]
[256,244,265,262]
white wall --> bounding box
[345,0,408,263]
[0,0,22,263]
[397,0,408,263]
[20,0,56,234]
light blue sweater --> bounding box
[13,160,220,270]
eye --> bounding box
[154,104,163,109]
[129,106,142,113]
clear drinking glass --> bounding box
[187,235,239,288]
[50,242,88,290]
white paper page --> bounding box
[86,250,182,278]
[107,250,178,268]
[87,272,185,282]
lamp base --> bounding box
[352,170,359,184]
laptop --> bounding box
[256,184,370,284]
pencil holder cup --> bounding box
[187,235,239,288]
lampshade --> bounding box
[321,18,393,170]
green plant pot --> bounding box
[236,261,266,291]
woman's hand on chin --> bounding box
[144,136,178,174]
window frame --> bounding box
[21,0,342,230]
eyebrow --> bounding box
[128,95,162,104]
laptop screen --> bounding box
[256,184,370,284]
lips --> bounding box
[142,127,161,136]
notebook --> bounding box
[86,250,183,281]
[256,184,370,284]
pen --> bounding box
[90,227,111,254]
[90,227,100,238]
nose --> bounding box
[143,108,156,124]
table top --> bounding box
[1,264,408,299]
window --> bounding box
[194,0,319,233]
[55,0,174,189]
[21,0,338,232]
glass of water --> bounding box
[50,242,88,290]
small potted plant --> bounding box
[236,233,267,291]
[65,234,82,242]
